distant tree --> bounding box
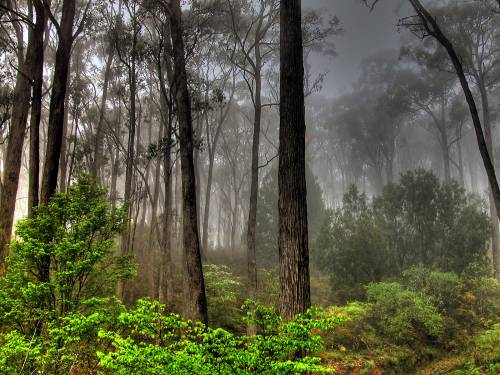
[363,0,500,274]
[313,170,491,302]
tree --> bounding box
[256,162,325,268]
[225,0,279,303]
[0,0,47,274]
[363,0,500,270]
[279,0,310,320]
[314,170,491,302]
[40,0,89,206]
[167,0,207,324]
[28,0,50,217]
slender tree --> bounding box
[278,0,311,321]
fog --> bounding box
[0,0,499,373]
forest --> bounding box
[0,0,499,373]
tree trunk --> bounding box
[120,20,139,259]
[168,0,207,323]
[92,41,115,179]
[58,61,72,194]
[0,2,40,273]
[247,56,262,305]
[40,0,76,205]
[39,0,77,284]
[279,0,311,321]
[440,129,451,182]
[159,100,174,306]
[28,0,50,218]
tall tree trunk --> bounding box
[202,151,215,254]
[157,21,175,306]
[120,20,138,259]
[201,76,234,255]
[40,0,76,205]
[159,100,174,306]
[39,0,77,283]
[0,2,39,273]
[58,62,72,194]
[92,41,115,179]
[247,55,262,305]
[28,0,50,218]
[168,0,207,323]
[440,130,451,182]
[279,0,311,321]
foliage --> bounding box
[96,299,345,374]
[365,282,444,345]
[204,263,243,330]
[313,186,390,301]
[374,170,490,273]
[313,170,491,302]
[0,176,134,373]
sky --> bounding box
[306,0,412,98]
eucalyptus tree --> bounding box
[0,0,49,273]
[224,0,279,302]
[363,0,500,237]
[279,0,310,320]
[166,0,207,324]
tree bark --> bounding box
[168,0,207,323]
[40,0,77,205]
[279,0,311,321]
[247,57,261,304]
[39,0,77,284]
[119,10,139,260]
[28,0,50,218]
[0,1,39,274]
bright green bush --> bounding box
[204,263,243,330]
[97,299,346,374]
[366,282,444,345]
[0,176,133,374]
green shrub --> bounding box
[204,263,243,330]
[366,282,444,345]
[313,170,491,302]
[97,299,346,374]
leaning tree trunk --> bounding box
[278,0,311,321]
[39,0,77,283]
[168,0,207,324]
[0,3,40,274]
[409,0,500,220]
